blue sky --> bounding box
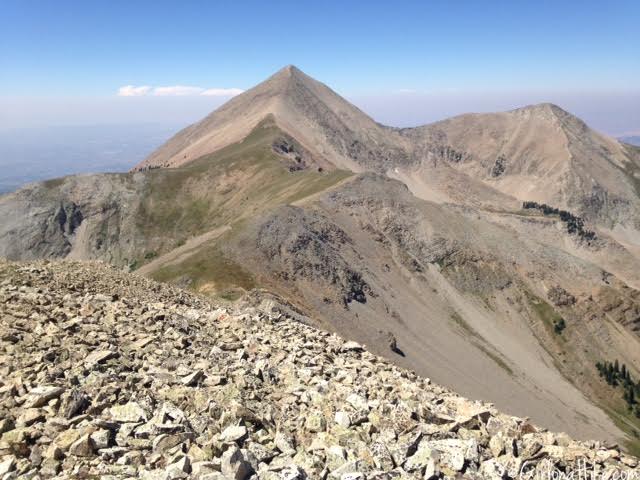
[1,0,639,133]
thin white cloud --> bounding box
[116,84,244,97]
[153,85,205,96]
[117,85,152,97]
[201,87,245,97]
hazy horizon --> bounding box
[0,123,179,194]
[1,84,639,195]
[2,1,639,134]
[2,85,639,136]
[1,0,639,193]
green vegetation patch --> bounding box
[150,242,256,301]
[450,311,480,338]
[285,169,352,204]
[42,178,66,189]
[525,291,567,340]
[599,395,640,457]
[474,343,514,376]
[596,360,640,417]
[449,312,513,376]
[135,117,352,253]
[522,201,596,242]
[135,117,353,300]
[524,287,640,452]
[553,317,566,334]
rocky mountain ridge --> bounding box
[3,66,640,448]
[1,259,639,479]
[137,66,640,237]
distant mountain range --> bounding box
[621,136,640,146]
[3,66,640,448]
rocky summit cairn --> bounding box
[0,259,638,479]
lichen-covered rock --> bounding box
[23,386,64,408]
[220,425,248,444]
[110,402,147,423]
[0,259,638,478]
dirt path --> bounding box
[290,174,356,207]
[136,225,231,276]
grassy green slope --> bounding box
[136,116,352,298]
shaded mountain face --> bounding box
[4,66,640,447]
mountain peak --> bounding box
[134,63,381,171]
[276,64,303,76]
[513,102,568,115]
[510,102,588,129]
[260,64,317,93]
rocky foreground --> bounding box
[0,260,638,479]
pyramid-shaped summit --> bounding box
[134,65,393,171]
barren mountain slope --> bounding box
[136,66,640,239]
[145,173,640,444]
[4,66,640,449]
[136,65,406,173]
[0,119,352,282]
[403,104,640,234]
[0,173,145,263]
[3,260,639,478]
